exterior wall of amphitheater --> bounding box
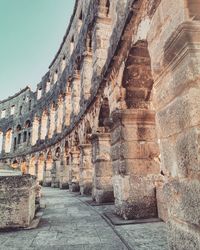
[0,0,200,248]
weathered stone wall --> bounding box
[0,175,36,229]
[0,0,199,248]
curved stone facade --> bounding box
[0,0,200,248]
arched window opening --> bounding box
[19,106,23,115]
[23,131,27,143]
[55,147,61,158]
[14,137,17,151]
[25,120,32,128]
[10,105,15,115]
[1,109,6,119]
[37,87,42,100]
[16,124,22,132]
[17,133,21,144]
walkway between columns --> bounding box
[0,188,168,250]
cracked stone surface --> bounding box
[0,188,168,250]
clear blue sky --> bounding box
[0,0,75,101]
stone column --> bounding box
[110,110,160,220]
[91,132,114,204]
[43,159,52,187]
[147,1,200,248]
[51,159,60,188]
[59,155,69,189]
[79,144,93,195]
[69,149,80,192]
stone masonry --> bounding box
[0,0,199,248]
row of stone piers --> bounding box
[36,108,160,222]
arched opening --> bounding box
[16,125,22,132]
[5,128,12,153]
[122,40,153,109]
[37,87,42,100]
[111,40,161,220]
[25,120,32,128]
[55,147,61,159]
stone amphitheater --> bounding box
[0,0,200,249]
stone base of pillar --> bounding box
[80,182,92,195]
[69,182,80,192]
[60,182,69,190]
[43,181,51,187]
[51,179,60,188]
[113,175,158,220]
[94,189,114,204]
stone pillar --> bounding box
[59,156,69,189]
[79,144,93,195]
[69,150,80,192]
[91,132,114,204]
[93,12,112,86]
[110,110,160,220]
[81,53,93,102]
[147,1,200,248]
[51,159,60,188]
[43,159,52,187]
[71,72,81,116]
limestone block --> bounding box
[113,174,158,219]
[168,219,200,250]
[157,88,200,138]
[0,175,36,229]
[156,180,168,222]
[164,179,200,227]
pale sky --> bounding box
[0,0,75,101]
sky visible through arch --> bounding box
[0,0,75,101]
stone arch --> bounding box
[25,120,32,128]
[122,40,154,109]
[110,39,161,220]
[55,147,61,159]
[16,124,22,132]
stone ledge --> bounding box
[104,212,163,226]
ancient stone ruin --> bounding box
[0,0,200,249]
[0,163,37,229]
